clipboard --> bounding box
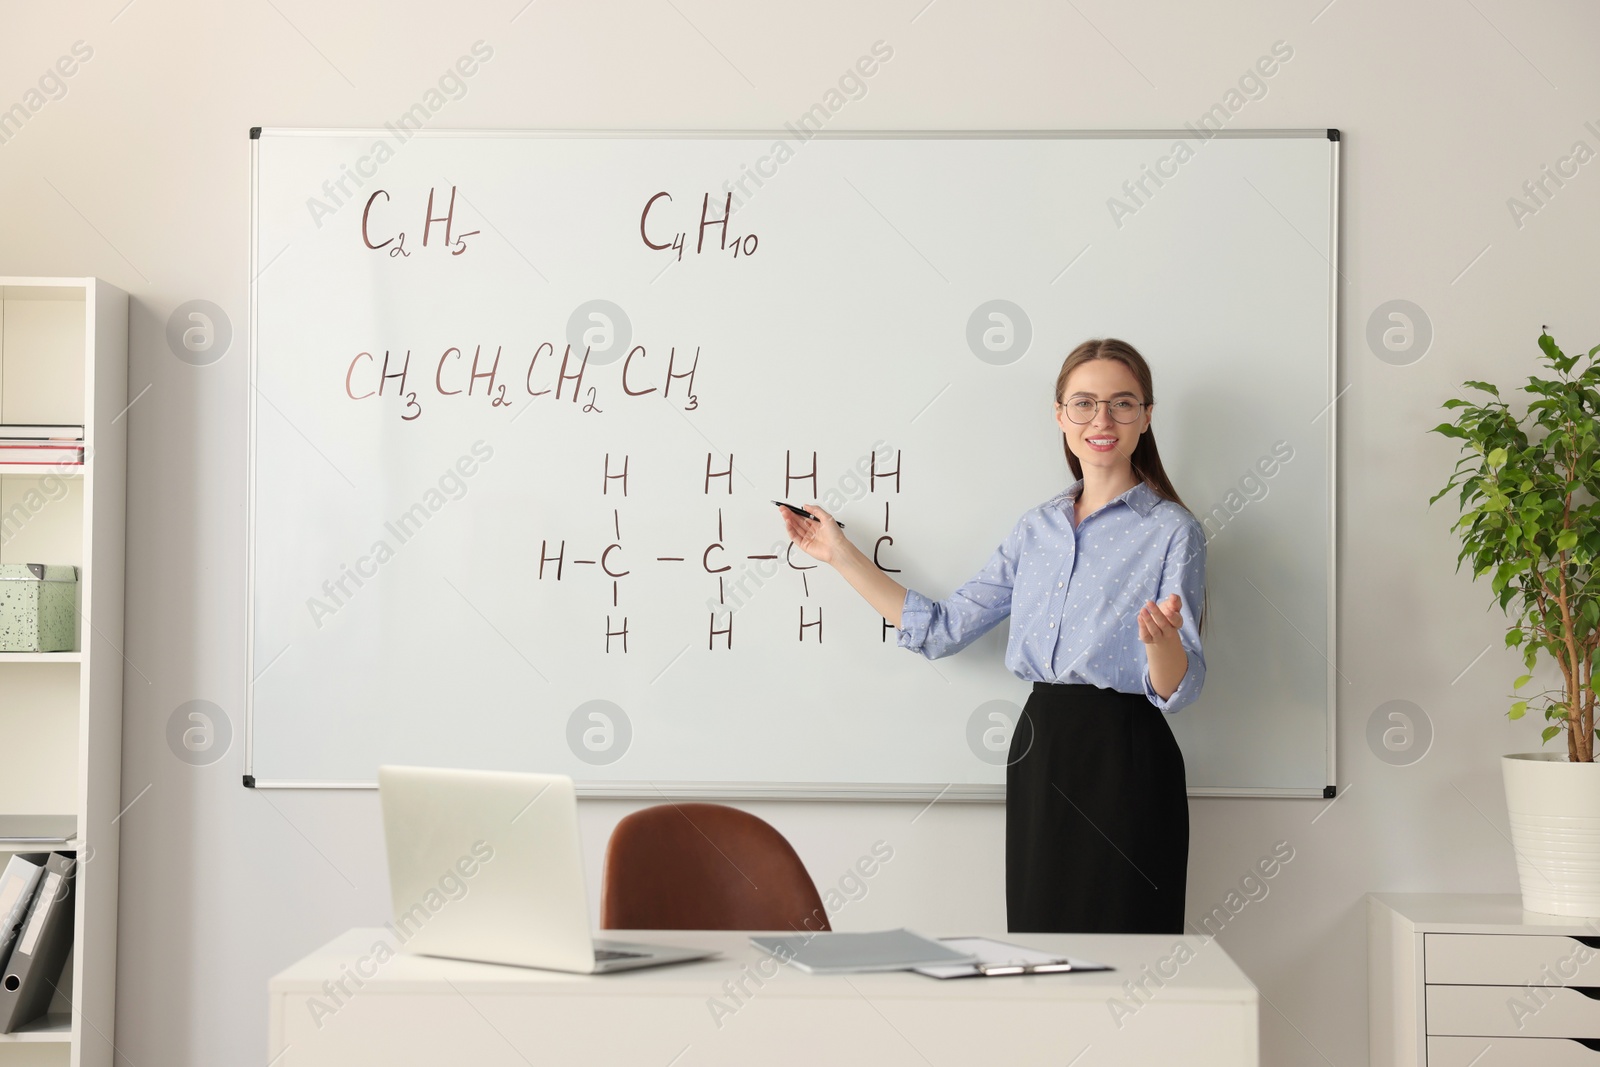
[911,937,1114,979]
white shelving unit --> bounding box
[0,278,127,1067]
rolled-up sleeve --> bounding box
[896,517,1022,660]
[1142,519,1208,714]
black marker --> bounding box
[772,500,845,529]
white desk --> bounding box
[269,927,1259,1066]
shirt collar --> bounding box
[1061,478,1161,518]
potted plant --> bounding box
[1430,329,1600,915]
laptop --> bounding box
[378,765,717,974]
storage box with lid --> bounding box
[0,564,78,652]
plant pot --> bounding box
[1502,753,1600,916]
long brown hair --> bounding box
[1055,338,1206,636]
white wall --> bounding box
[3,1,1596,1063]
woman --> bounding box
[776,337,1207,934]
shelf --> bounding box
[0,1014,72,1042]
[0,843,78,854]
[0,466,82,478]
[0,815,75,846]
[0,276,126,1067]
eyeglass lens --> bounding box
[1061,398,1143,424]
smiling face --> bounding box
[1055,357,1153,475]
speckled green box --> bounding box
[0,564,78,652]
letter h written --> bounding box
[872,449,901,494]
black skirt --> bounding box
[1006,681,1189,934]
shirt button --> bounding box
[1057,582,1063,587]
[1049,622,1055,628]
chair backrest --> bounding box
[600,802,831,932]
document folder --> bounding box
[749,929,977,974]
[0,852,76,1033]
[0,854,46,974]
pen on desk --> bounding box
[772,500,845,528]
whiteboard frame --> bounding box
[244,127,1341,801]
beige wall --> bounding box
[3,0,1595,1062]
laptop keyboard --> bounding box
[594,948,648,961]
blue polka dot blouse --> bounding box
[896,478,1208,714]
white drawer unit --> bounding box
[1371,893,1600,1066]
[1429,1036,1600,1066]
[1427,985,1600,1038]
[1426,932,1600,986]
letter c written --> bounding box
[703,543,730,574]
[601,543,630,578]
[525,342,553,397]
[622,345,657,397]
[640,192,672,250]
[872,535,901,573]
[361,191,394,250]
[346,352,375,400]
[436,347,463,396]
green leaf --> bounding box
[1543,725,1562,744]
[1510,701,1528,720]
[1506,628,1525,647]
[1514,673,1533,689]
[1558,529,1579,551]
[1463,380,1502,397]
[1488,448,1508,469]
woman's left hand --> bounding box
[1137,593,1184,646]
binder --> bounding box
[747,929,978,974]
[0,854,46,974]
[0,852,76,1033]
[0,425,84,441]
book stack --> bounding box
[0,425,84,467]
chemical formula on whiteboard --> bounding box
[640,191,759,261]
[344,341,703,422]
[538,447,906,652]
[360,184,759,264]
[342,184,750,422]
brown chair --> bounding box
[601,802,831,932]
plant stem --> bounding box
[1554,445,1588,761]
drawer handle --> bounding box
[1575,937,1600,950]
[1574,988,1600,1002]
[1576,1038,1600,1051]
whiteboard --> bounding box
[246,129,1338,798]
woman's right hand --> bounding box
[776,502,847,565]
